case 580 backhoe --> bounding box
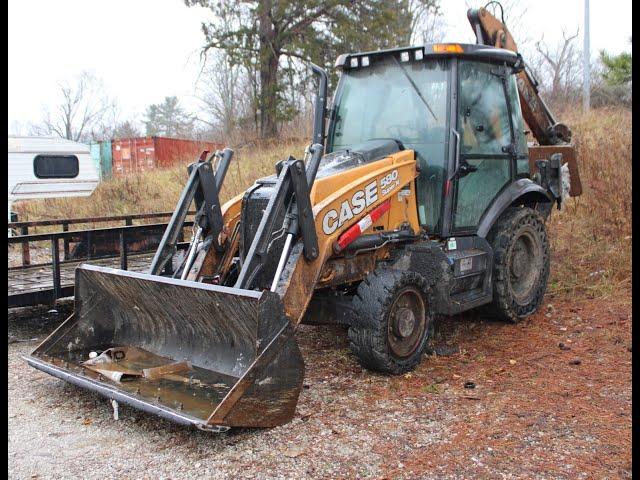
[27,4,582,431]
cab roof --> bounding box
[335,43,521,70]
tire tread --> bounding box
[348,269,433,374]
[486,206,550,323]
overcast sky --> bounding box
[7,0,632,134]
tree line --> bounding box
[20,0,631,145]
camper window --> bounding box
[33,155,79,179]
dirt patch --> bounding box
[8,294,631,479]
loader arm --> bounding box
[185,193,243,283]
[467,5,571,146]
[192,148,421,324]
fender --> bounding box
[476,178,551,238]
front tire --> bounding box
[348,270,433,374]
[487,206,550,323]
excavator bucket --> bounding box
[26,264,304,430]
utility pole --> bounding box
[583,0,591,112]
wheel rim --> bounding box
[387,287,427,358]
[508,228,543,304]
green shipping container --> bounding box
[90,141,113,180]
[90,142,102,179]
[100,140,112,179]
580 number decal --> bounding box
[380,170,400,195]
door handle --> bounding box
[450,128,477,180]
[449,128,461,181]
[457,161,478,178]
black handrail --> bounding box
[8,211,195,229]
[7,222,190,244]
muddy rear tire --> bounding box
[348,269,433,375]
[487,206,550,323]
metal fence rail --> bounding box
[8,211,193,266]
[8,213,194,308]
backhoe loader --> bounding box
[27,3,582,431]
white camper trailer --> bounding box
[8,136,100,224]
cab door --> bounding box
[450,60,516,233]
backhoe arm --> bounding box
[467,5,571,145]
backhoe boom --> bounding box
[467,5,572,145]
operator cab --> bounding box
[325,43,529,238]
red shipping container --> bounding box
[111,137,224,177]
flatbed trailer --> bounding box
[7,212,193,308]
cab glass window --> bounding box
[327,56,450,231]
[458,62,511,155]
[453,61,513,230]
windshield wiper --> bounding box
[392,56,438,121]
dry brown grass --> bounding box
[13,108,632,300]
[547,107,632,301]
[13,138,308,228]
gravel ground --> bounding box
[8,296,632,479]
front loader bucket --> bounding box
[26,264,304,430]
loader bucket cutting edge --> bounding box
[26,264,304,429]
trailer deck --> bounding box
[7,212,193,308]
[8,252,155,308]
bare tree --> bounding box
[533,29,582,107]
[31,71,115,142]
[406,0,442,45]
[89,101,120,141]
[195,52,253,139]
[417,4,446,44]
